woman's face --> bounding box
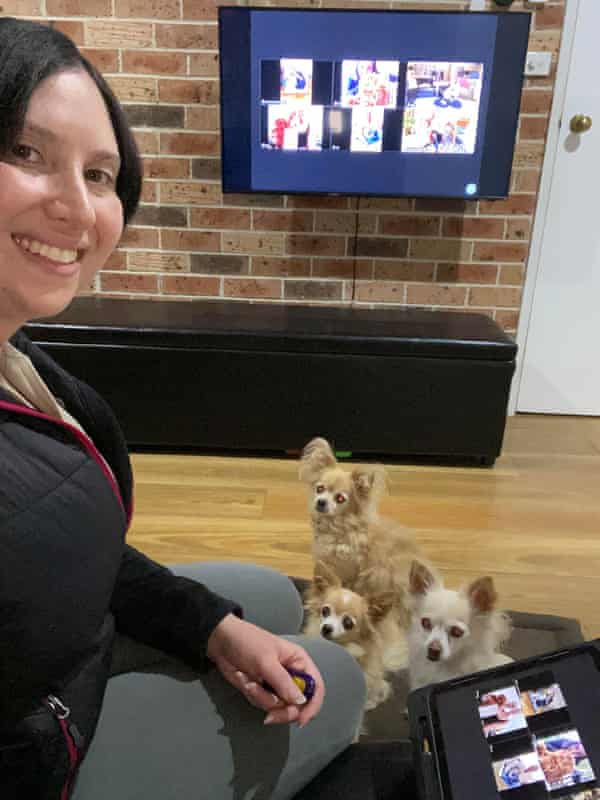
[0,68,123,337]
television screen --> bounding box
[218,8,531,199]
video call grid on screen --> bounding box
[249,10,497,196]
[429,652,600,800]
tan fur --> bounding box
[304,561,408,710]
[300,437,421,625]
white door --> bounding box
[517,0,600,415]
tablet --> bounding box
[408,640,600,800]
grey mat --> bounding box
[290,578,585,742]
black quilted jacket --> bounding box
[0,331,240,798]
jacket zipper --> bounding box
[44,694,85,800]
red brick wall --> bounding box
[25,0,565,333]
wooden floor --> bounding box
[128,414,600,639]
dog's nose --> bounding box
[427,643,442,662]
[321,624,333,638]
[316,498,327,512]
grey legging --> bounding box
[72,562,366,800]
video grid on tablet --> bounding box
[476,673,597,796]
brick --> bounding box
[47,0,110,14]
[479,195,537,215]
[119,226,159,249]
[519,116,549,141]
[162,275,220,295]
[4,0,42,13]
[122,51,186,76]
[469,287,522,308]
[410,238,472,261]
[312,258,372,280]
[160,132,219,156]
[520,90,554,114]
[527,30,561,53]
[100,273,159,293]
[251,257,311,278]
[415,198,476,214]
[182,0,223,20]
[191,254,249,274]
[85,21,153,48]
[499,265,525,286]
[287,196,349,210]
[356,282,405,303]
[132,205,187,227]
[141,182,157,203]
[315,212,376,235]
[495,310,520,332]
[505,219,531,241]
[80,48,118,73]
[192,158,221,181]
[380,215,440,237]
[356,237,408,259]
[284,281,343,301]
[47,20,84,44]
[189,52,220,77]
[104,251,127,271]
[473,242,529,263]
[225,194,284,208]
[223,232,285,256]
[406,285,467,306]
[115,0,180,19]
[436,263,498,284]
[512,170,541,194]
[534,5,564,29]
[127,105,185,129]
[255,210,314,232]
[224,279,282,299]
[287,235,346,257]
[161,182,221,206]
[107,76,157,103]
[191,208,251,229]
[442,217,504,239]
[128,252,189,272]
[143,157,190,180]
[133,130,159,155]
[158,79,218,105]
[359,197,412,211]
[186,107,219,131]
[161,230,220,251]
[373,261,435,282]
[155,23,218,49]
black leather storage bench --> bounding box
[25,296,517,464]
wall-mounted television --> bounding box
[218,8,531,200]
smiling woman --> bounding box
[0,17,367,800]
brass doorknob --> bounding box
[570,114,593,134]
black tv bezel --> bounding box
[218,6,532,201]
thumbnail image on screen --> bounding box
[280,58,313,104]
[535,730,596,792]
[340,59,399,108]
[478,685,528,739]
[401,61,484,154]
[266,104,323,151]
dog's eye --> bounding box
[342,615,354,631]
[321,605,331,618]
[316,484,325,494]
[421,617,432,631]
[449,626,464,638]
[335,494,346,504]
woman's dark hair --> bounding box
[0,17,142,225]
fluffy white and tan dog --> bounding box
[299,437,420,613]
[304,561,407,710]
[407,560,513,690]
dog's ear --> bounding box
[351,465,387,500]
[313,560,341,594]
[299,437,337,483]
[367,591,396,623]
[409,560,437,595]
[467,576,498,613]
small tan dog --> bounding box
[304,561,407,710]
[299,437,420,613]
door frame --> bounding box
[509,0,582,415]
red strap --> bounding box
[0,400,131,527]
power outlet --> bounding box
[524,51,552,77]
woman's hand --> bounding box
[207,613,325,727]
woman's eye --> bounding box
[450,626,464,638]
[421,617,432,631]
[11,143,41,163]
[321,605,331,618]
[85,168,115,186]
[342,616,354,631]
[335,494,346,504]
